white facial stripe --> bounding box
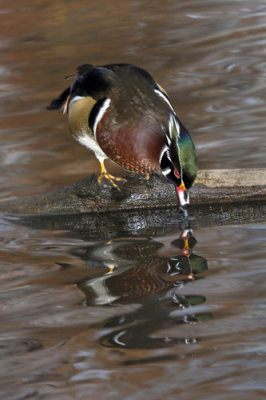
[93,98,111,135]
[159,144,168,164]
[154,89,175,113]
[168,114,180,139]
[165,134,171,146]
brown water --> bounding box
[0,1,266,399]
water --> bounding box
[0,1,266,399]
[1,219,265,399]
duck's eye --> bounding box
[174,169,180,179]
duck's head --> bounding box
[159,114,197,210]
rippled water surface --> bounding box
[0,1,266,399]
[1,0,266,199]
[1,219,265,399]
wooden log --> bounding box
[0,168,265,217]
[11,200,265,241]
[196,168,265,187]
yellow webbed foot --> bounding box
[98,172,126,189]
[98,160,126,189]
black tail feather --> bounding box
[47,87,70,110]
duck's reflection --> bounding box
[76,228,211,350]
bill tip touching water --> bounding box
[47,63,197,210]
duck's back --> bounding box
[91,64,172,172]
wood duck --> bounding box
[47,63,197,208]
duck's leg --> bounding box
[97,159,126,189]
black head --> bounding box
[159,114,197,208]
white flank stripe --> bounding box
[68,95,84,108]
[154,89,175,113]
[93,98,111,135]
[84,274,119,305]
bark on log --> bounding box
[0,169,265,217]
[11,200,265,242]
[1,168,265,239]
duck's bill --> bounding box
[176,182,189,208]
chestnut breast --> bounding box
[96,117,165,173]
[95,85,170,173]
